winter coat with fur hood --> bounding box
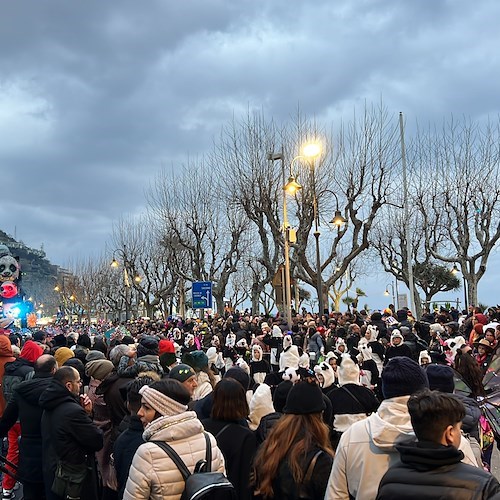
[124,410,225,500]
[325,395,479,500]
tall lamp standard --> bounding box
[268,152,302,328]
[302,143,325,315]
[384,282,396,308]
[111,247,140,321]
[451,264,468,310]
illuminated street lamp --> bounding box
[267,151,301,328]
[110,247,132,320]
[384,282,396,307]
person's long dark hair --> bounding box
[454,350,486,398]
[251,412,333,499]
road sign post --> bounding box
[192,281,213,309]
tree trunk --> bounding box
[215,295,224,316]
[468,277,478,308]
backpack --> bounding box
[153,432,237,500]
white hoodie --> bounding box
[325,396,478,500]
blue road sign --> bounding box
[192,281,213,309]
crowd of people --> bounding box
[0,303,499,499]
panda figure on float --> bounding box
[0,244,24,318]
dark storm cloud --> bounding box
[1,0,500,288]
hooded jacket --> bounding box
[123,411,225,500]
[0,335,15,415]
[377,441,500,500]
[0,372,53,482]
[2,356,35,405]
[325,396,479,500]
[40,379,103,500]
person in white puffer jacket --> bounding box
[124,379,225,500]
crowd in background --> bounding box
[0,302,500,499]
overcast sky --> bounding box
[2,0,500,310]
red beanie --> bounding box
[159,339,176,355]
[20,340,44,363]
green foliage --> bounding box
[413,262,461,302]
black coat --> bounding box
[0,373,53,484]
[202,418,257,500]
[377,441,500,500]
[39,379,103,500]
[255,411,282,445]
[96,371,131,440]
[113,415,144,500]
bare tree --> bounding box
[414,118,500,306]
[289,105,401,311]
[148,160,248,314]
[112,215,180,319]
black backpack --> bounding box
[153,432,237,500]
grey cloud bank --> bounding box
[2,0,500,308]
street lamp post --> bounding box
[111,247,134,321]
[305,144,324,315]
[384,282,396,308]
[268,152,300,328]
[451,264,468,310]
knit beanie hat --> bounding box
[182,350,208,372]
[425,364,454,393]
[20,340,44,363]
[137,336,159,358]
[159,339,176,355]
[54,347,75,367]
[396,309,408,321]
[53,334,67,348]
[169,364,196,383]
[86,350,106,362]
[338,353,360,386]
[273,380,293,413]
[139,385,187,416]
[283,380,326,415]
[77,334,91,349]
[160,352,177,371]
[85,359,114,381]
[382,356,429,399]
[224,366,250,390]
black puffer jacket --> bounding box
[40,379,103,500]
[457,394,481,441]
[255,411,282,445]
[0,373,53,483]
[377,440,500,500]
